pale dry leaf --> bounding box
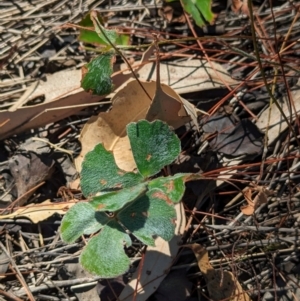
[0,200,76,223]
[253,186,270,207]
[0,46,155,140]
[69,178,81,190]
[186,243,252,301]
[0,72,130,140]
[119,202,186,301]
[256,78,300,146]
[134,59,238,94]
[75,80,197,172]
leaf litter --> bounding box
[1,1,300,301]
[185,244,252,301]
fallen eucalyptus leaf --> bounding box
[136,59,238,94]
[0,200,76,224]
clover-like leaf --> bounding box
[78,12,106,45]
[81,144,143,197]
[181,0,214,27]
[148,173,189,203]
[127,120,181,178]
[90,183,147,212]
[79,12,129,47]
[80,221,131,278]
[81,52,115,95]
[60,202,109,243]
[118,189,176,246]
[90,10,119,46]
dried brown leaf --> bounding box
[145,81,191,129]
[0,46,155,140]
[240,186,270,215]
[0,72,130,140]
[136,59,238,94]
[75,80,199,171]
[185,243,252,301]
[8,152,54,206]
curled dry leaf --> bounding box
[0,200,76,224]
[240,186,271,215]
[185,243,252,301]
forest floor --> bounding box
[1,0,300,300]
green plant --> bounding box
[78,11,129,96]
[60,120,191,278]
[166,0,214,27]
[77,6,213,97]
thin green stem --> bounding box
[91,11,152,100]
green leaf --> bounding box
[78,12,106,45]
[115,34,130,46]
[78,12,129,47]
[148,174,189,203]
[90,11,118,46]
[81,52,115,95]
[127,120,181,178]
[118,189,176,246]
[90,183,147,212]
[80,221,131,278]
[60,202,109,243]
[81,144,144,197]
[182,0,214,27]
